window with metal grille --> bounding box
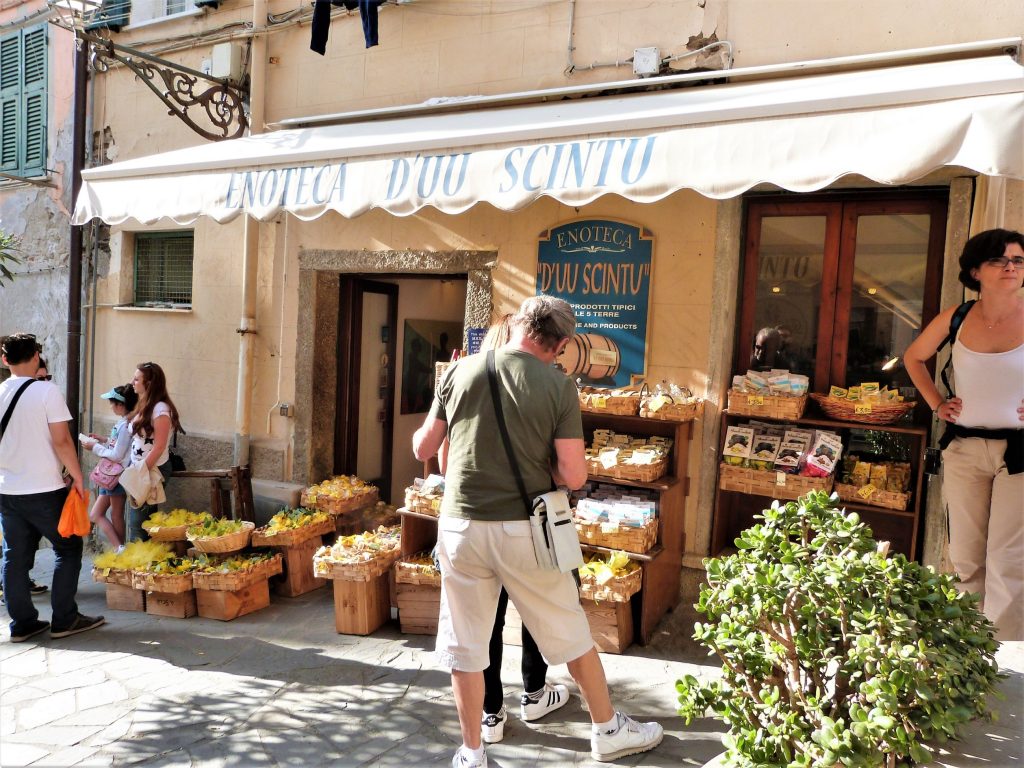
[134,231,194,307]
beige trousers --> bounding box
[942,437,1024,641]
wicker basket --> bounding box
[579,567,642,603]
[313,549,401,582]
[404,487,443,517]
[810,394,916,425]
[574,517,658,554]
[394,558,442,588]
[92,567,133,587]
[145,524,190,542]
[718,463,834,501]
[131,571,195,594]
[639,397,701,422]
[192,554,283,591]
[579,388,641,416]
[727,389,807,420]
[187,521,255,553]
[301,487,379,516]
[586,456,669,483]
[251,518,334,547]
[834,482,911,511]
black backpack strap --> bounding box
[485,350,534,519]
[0,379,36,444]
[938,300,975,397]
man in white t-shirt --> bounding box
[0,333,104,642]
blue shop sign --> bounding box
[537,219,653,388]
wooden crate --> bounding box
[582,598,633,654]
[106,582,145,612]
[196,580,271,621]
[397,582,440,635]
[145,589,197,619]
[333,572,390,635]
[275,537,327,597]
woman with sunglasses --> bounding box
[125,363,182,543]
[905,227,1024,640]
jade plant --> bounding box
[677,490,1000,768]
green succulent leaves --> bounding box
[677,491,1000,767]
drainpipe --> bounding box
[234,0,267,467]
[66,40,88,435]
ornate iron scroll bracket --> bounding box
[82,31,249,141]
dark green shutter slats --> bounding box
[0,35,19,172]
[0,24,46,178]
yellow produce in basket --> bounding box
[262,507,331,534]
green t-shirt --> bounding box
[430,349,584,522]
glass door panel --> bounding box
[749,215,826,380]
[843,214,931,392]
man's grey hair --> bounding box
[511,295,576,351]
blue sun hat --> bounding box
[100,388,126,403]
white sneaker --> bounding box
[481,705,506,744]
[520,682,569,722]
[451,745,487,768]
[591,712,664,762]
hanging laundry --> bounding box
[310,0,384,55]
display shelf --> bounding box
[581,543,663,563]
[581,413,691,645]
[711,409,928,560]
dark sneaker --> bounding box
[30,581,48,596]
[11,619,50,643]
[50,614,105,639]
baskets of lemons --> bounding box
[93,540,175,586]
[131,557,199,593]
[251,507,334,547]
[300,475,379,516]
[578,551,642,603]
[142,509,213,541]
[394,551,441,588]
[186,518,255,554]
[191,552,284,591]
[313,526,402,582]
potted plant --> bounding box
[677,490,1001,767]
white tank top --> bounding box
[951,325,1024,429]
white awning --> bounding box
[73,55,1024,226]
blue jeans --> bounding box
[1,488,83,633]
[125,461,173,543]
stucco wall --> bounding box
[0,8,78,396]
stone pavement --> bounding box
[1,548,1021,768]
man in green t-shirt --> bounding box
[414,296,662,768]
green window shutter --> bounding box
[135,232,195,307]
[20,25,46,177]
[0,34,19,173]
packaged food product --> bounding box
[723,426,754,466]
[749,435,781,471]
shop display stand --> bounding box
[580,412,691,645]
[395,413,691,648]
[711,410,928,560]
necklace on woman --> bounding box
[978,301,1019,329]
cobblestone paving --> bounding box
[1,549,1020,767]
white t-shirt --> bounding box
[0,376,73,495]
[130,401,171,468]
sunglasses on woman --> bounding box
[36,374,52,381]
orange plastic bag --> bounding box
[58,488,91,538]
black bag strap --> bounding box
[485,350,535,519]
[0,378,36,444]
[938,300,975,397]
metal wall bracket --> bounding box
[80,30,249,141]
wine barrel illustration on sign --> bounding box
[558,333,621,381]
[537,218,653,387]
